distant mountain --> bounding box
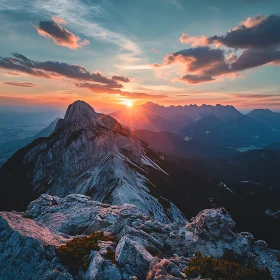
[247,109,280,132]
[179,114,280,148]
[113,103,280,148]
[111,104,182,133]
[0,118,59,166]
[111,102,241,133]
[134,129,236,160]
[0,109,63,145]
[212,149,280,189]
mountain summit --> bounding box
[64,100,98,124]
[0,101,183,223]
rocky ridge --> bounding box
[0,194,279,280]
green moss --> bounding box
[57,232,116,274]
[184,252,273,280]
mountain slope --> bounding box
[248,109,280,132]
[0,118,59,166]
[179,114,280,148]
[0,101,182,223]
[134,129,236,160]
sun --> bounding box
[123,100,133,107]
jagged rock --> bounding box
[116,236,156,279]
[41,270,74,280]
[26,194,149,235]
[0,212,70,280]
[1,197,279,279]
[147,258,185,279]
[84,251,122,280]
[186,208,235,240]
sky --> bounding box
[0,0,279,113]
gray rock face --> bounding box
[0,212,71,280]
[115,236,155,279]
[2,100,184,223]
[4,195,274,279]
[84,251,122,280]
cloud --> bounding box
[165,47,231,76]
[208,15,280,49]
[34,17,89,49]
[163,46,280,84]
[76,82,167,99]
[167,14,280,84]
[1,82,37,87]
[180,33,208,47]
[151,63,161,68]
[0,53,130,87]
[168,0,183,9]
[180,74,214,84]
[232,93,280,99]
[112,76,130,83]
[0,0,143,65]
[231,47,280,71]
[152,48,159,53]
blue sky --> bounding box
[0,0,279,112]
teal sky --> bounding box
[0,0,279,112]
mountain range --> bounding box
[0,100,279,279]
[112,103,280,148]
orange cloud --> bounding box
[34,18,89,49]
[180,33,209,46]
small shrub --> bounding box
[21,213,33,219]
[145,245,159,256]
[57,232,115,274]
[184,252,273,280]
[104,249,116,264]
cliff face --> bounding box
[0,194,279,280]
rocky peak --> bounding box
[63,100,98,125]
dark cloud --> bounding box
[180,74,214,84]
[231,47,280,71]
[2,82,37,87]
[208,15,280,49]
[35,17,89,49]
[112,76,130,83]
[164,14,280,84]
[164,46,279,84]
[0,53,129,87]
[76,82,167,99]
[164,47,232,83]
[166,47,230,76]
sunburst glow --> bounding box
[123,100,133,107]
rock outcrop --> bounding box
[0,212,72,280]
[0,194,279,280]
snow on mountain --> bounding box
[0,100,183,223]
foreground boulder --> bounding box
[0,212,72,280]
[0,194,279,279]
[115,236,155,278]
